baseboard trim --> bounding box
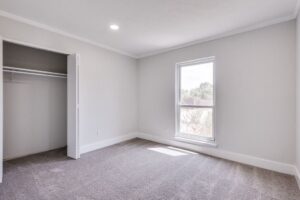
[80,133,137,154]
[137,132,295,175]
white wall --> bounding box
[3,74,67,159]
[138,20,296,164]
[0,16,138,153]
[296,14,300,180]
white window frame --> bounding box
[175,57,216,145]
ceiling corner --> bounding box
[0,10,137,59]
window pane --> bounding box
[180,107,213,138]
[180,62,213,106]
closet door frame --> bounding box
[67,54,80,159]
[0,38,80,183]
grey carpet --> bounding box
[0,139,299,200]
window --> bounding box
[176,57,215,143]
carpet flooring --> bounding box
[0,139,299,200]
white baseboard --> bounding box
[137,132,295,175]
[80,133,137,154]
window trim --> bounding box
[175,56,216,145]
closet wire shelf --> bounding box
[3,66,67,79]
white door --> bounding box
[0,37,3,183]
[67,54,80,159]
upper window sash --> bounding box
[177,57,215,107]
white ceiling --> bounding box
[0,0,298,58]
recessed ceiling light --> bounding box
[110,24,119,31]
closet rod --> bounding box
[3,66,67,79]
[4,66,67,76]
[3,70,67,79]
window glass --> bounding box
[180,62,213,106]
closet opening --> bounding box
[0,40,79,167]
